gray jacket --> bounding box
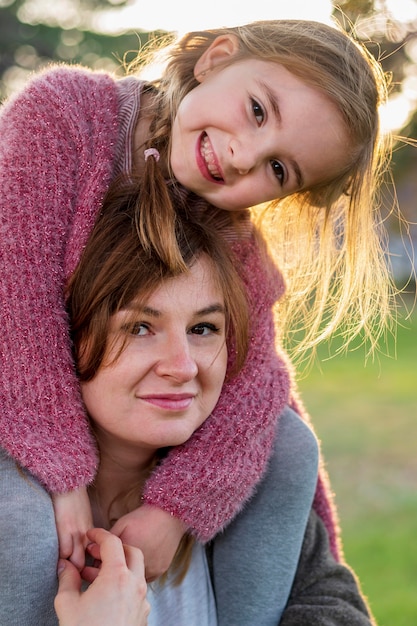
[208,407,376,626]
[281,509,376,625]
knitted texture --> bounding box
[0,67,120,491]
[0,67,340,554]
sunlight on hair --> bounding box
[380,93,414,134]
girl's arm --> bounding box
[0,66,119,492]
[141,233,291,541]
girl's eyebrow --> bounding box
[257,79,304,189]
[257,78,282,123]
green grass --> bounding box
[297,304,417,625]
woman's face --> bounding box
[81,255,228,463]
[170,39,350,211]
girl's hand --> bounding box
[52,487,93,571]
[55,528,150,626]
[110,504,187,582]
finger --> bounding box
[123,543,146,577]
[58,534,74,560]
[109,516,125,538]
[86,541,101,561]
[69,535,87,571]
[86,528,126,568]
[87,528,145,578]
[81,564,101,584]
[56,559,82,596]
[55,560,83,619]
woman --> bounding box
[63,196,317,624]
[57,204,373,625]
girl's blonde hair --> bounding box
[128,19,395,360]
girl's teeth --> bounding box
[201,136,221,179]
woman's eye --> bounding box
[270,159,286,185]
[191,323,220,336]
[251,98,264,125]
[126,322,149,336]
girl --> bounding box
[0,15,392,613]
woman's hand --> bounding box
[52,487,93,570]
[55,528,150,626]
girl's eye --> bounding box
[251,98,264,125]
[270,159,286,185]
[190,323,221,336]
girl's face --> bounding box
[81,256,228,466]
[170,39,350,211]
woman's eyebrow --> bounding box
[141,306,161,318]
[123,303,161,318]
[125,303,225,317]
[195,304,225,317]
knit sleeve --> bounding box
[0,66,119,492]
[142,234,291,541]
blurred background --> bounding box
[1,0,416,623]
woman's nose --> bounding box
[155,338,198,382]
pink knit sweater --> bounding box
[0,66,340,554]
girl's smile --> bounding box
[198,132,224,183]
[170,50,350,211]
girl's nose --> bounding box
[155,339,198,382]
[229,139,257,176]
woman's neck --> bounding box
[89,432,155,528]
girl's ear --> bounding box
[194,35,240,82]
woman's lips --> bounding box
[196,133,224,184]
[140,394,195,411]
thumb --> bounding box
[57,559,82,594]
[54,559,82,622]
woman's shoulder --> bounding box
[280,509,376,625]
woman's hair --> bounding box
[66,187,249,383]
[66,189,249,582]
[127,19,395,361]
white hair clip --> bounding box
[144,148,160,162]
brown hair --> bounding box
[127,19,395,360]
[66,187,249,581]
[66,186,249,382]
